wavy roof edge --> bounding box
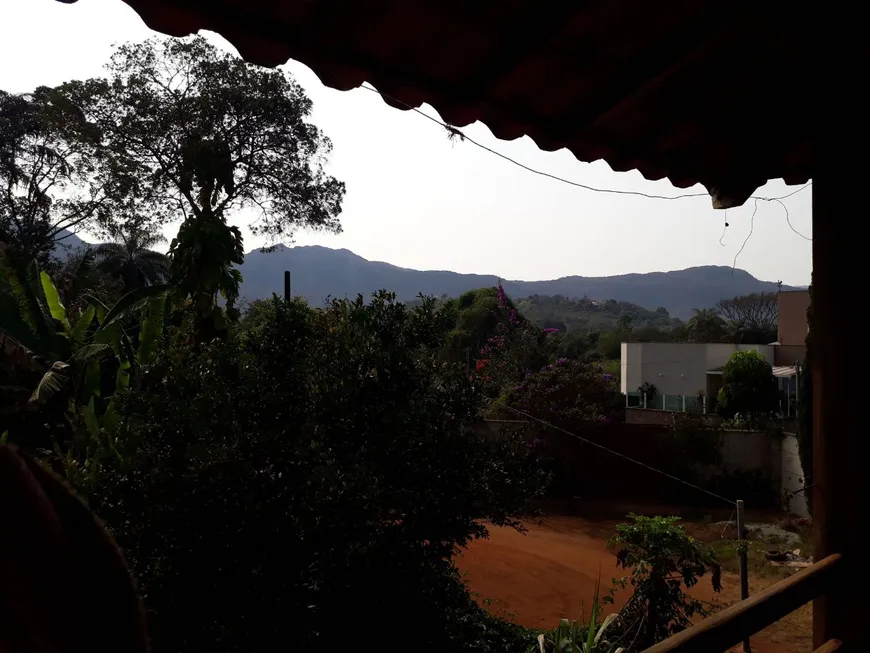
[58,0,816,208]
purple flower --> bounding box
[602,373,613,381]
[497,281,507,308]
[542,364,553,371]
[556,357,568,366]
[508,309,519,325]
[598,416,613,423]
[542,328,560,334]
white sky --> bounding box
[0,0,813,285]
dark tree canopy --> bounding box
[716,349,779,418]
[59,36,345,325]
[94,222,169,292]
[0,88,105,265]
[715,292,778,343]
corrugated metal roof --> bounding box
[57,0,822,206]
[773,366,798,378]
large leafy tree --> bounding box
[0,88,107,266]
[59,37,345,332]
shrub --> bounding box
[78,293,546,653]
[608,514,721,649]
[716,350,779,419]
[494,359,624,427]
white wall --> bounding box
[621,342,775,396]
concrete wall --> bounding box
[476,420,808,514]
[719,429,781,488]
[774,344,807,367]
[777,290,810,347]
[620,342,775,396]
[781,433,810,517]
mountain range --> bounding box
[54,233,796,319]
[238,245,796,319]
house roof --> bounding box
[57,0,821,207]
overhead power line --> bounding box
[359,84,813,207]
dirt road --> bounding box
[456,516,798,652]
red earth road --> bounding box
[456,517,793,653]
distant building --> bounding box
[621,289,809,417]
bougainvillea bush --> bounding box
[490,358,624,429]
[474,282,557,397]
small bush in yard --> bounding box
[607,514,721,649]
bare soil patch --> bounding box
[456,512,811,652]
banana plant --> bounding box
[1,243,170,440]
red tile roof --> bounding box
[58,0,818,207]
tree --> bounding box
[494,358,624,427]
[615,314,633,332]
[609,514,721,649]
[715,292,778,344]
[60,36,345,332]
[685,308,726,342]
[81,294,544,652]
[94,223,169,291]
[0,87,106,266]
[716,349,779,419]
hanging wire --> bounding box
[503,405,737,507]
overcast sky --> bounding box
[1,0,813,285]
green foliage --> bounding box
[685,308,727,343]
[79,293,546,653]
[168,213,244,334]
[536,577,623,653]
[716,350,779,419]
[608,514,721,649]
[493,359,623,427]
[513,295,679,334]
[1,250,169,455]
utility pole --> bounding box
[284,270,291,300]
[737,499,751,652]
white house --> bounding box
[620,342,776,410]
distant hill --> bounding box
[52,230,89,258]
[238,245,797,319]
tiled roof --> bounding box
[58,0,821,207]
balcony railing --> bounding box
[641,554,842,653]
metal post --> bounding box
[736,499,751,652]
[643,393,647,409]
[682,394,686,412]
[284,270,291,300]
